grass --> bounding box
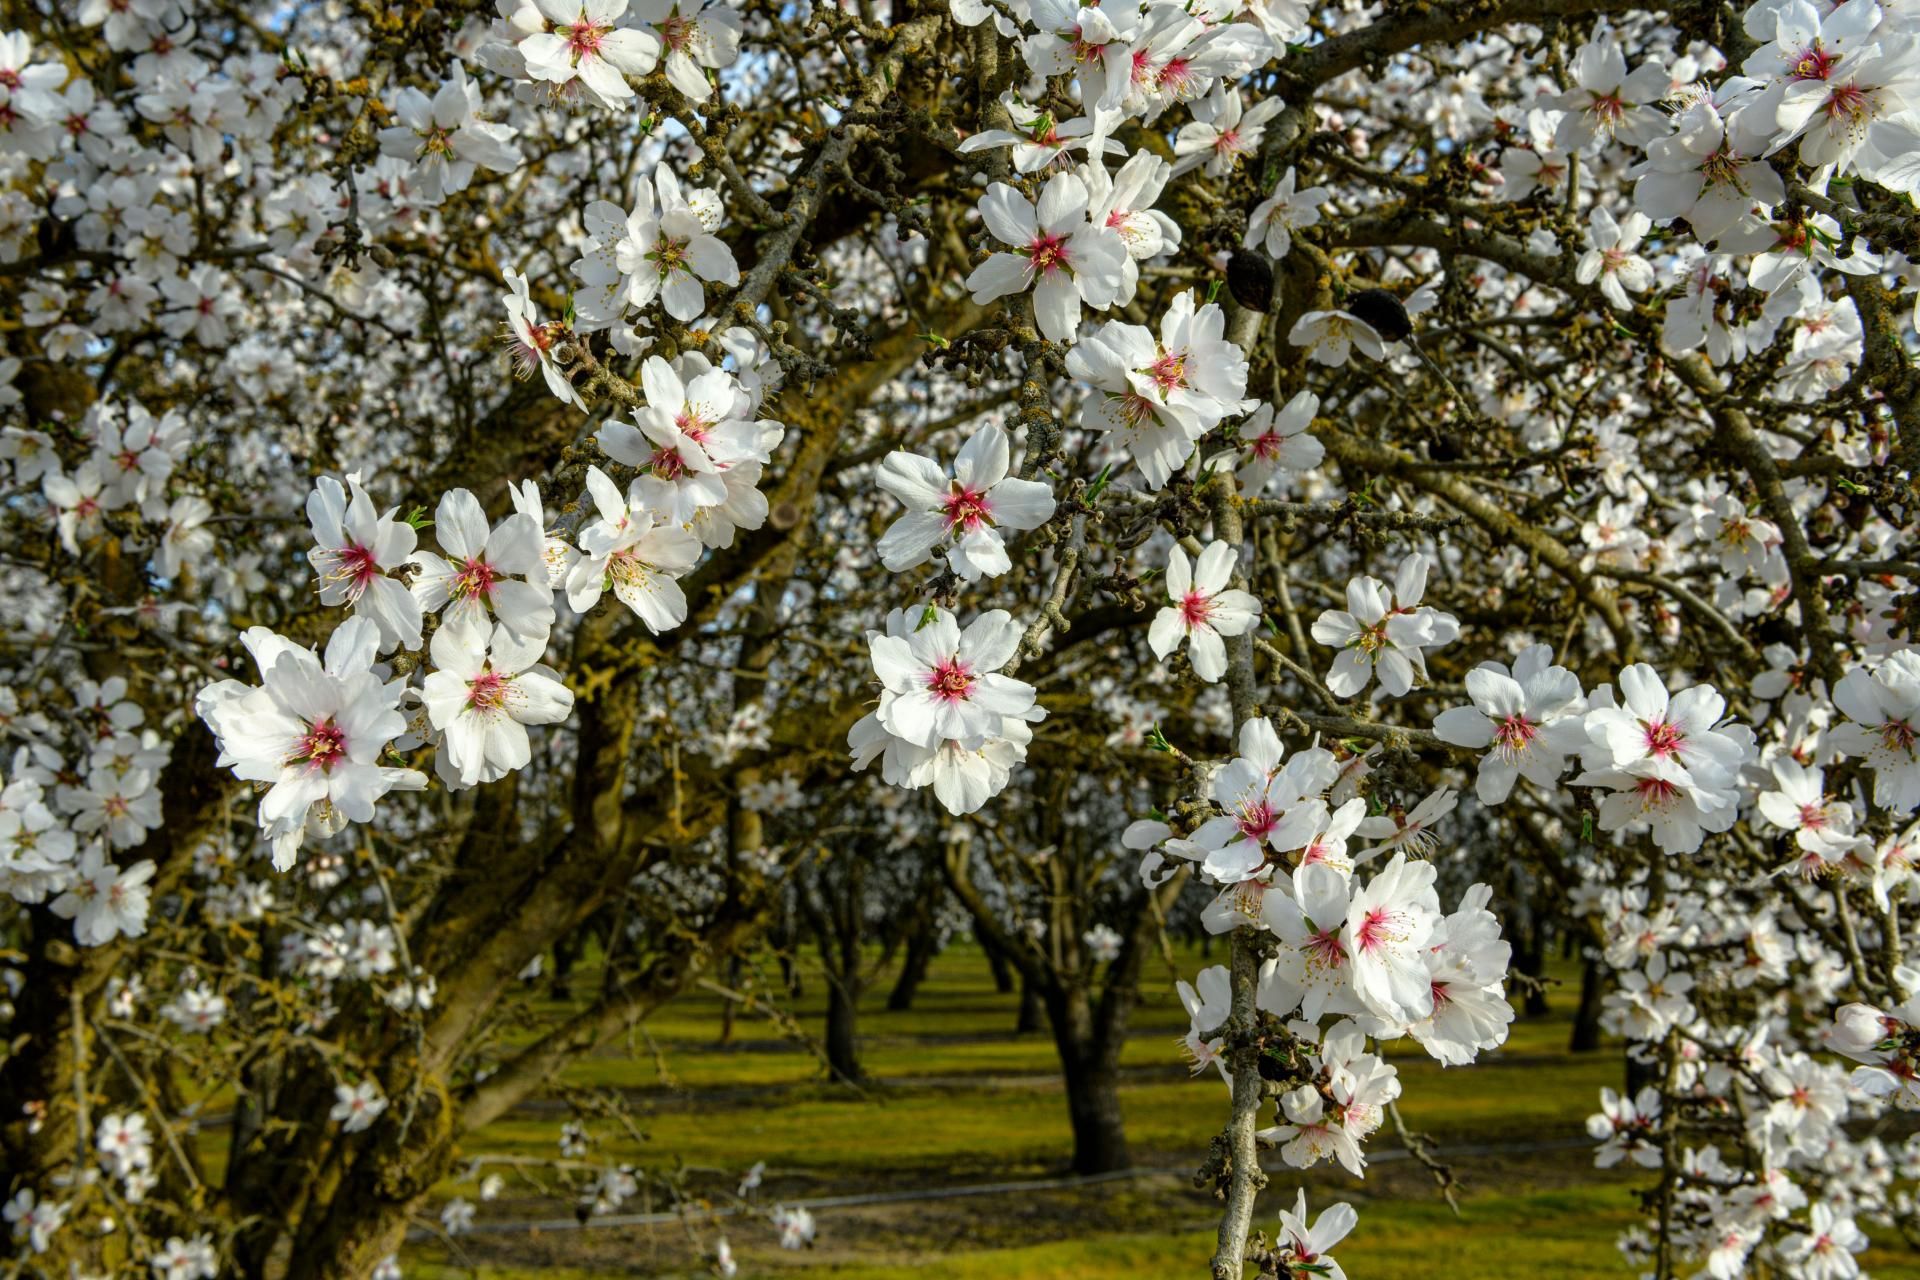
[393,943,1919,1279]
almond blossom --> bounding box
[1311,556,1460,699]
[563,466,703,633]
[1148,541,1259,682]
[966,172,1128,344]
[305,474,425,654]
[1432,643,1589,804]
[409,488,556,646]
[195,617,426,869]
[874,424,1055,581]
[518,0,661,102]
[1207,391,1324,495]
[867,608,1036,750]
[1244,165,1329,260]
[420,618,575,789]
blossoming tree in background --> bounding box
[1,0,1919,1275]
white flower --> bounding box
[563,466,703,633]
[440,1197,476,1235]
[1176,963,1231,1079]
[632,0,743,101]
[97,1112,153,1179]
[868,609,1036,750]
[410,488,555,647]
[770,1204,815,1249]
[1633,101,1784,245]
[305,474,424,654]
[330,1080,389,1134]
[1574,207,1654,310]
[1083,923,1123,962]
[1777,1204,1868,1280]
[1311,555,1459,699]
[154,494,214,579]
[1343,852,1440,1023]
[518,0,661,103]
[573,165,738,326]
[1148,541,1259,682]
[1287,309,1385,367]
[1552,37,1669,150]
[1172,83,1284,178]
[1830,652,1920,813]
[1432,643,1588,804]
[501,270,585,409]
[1244,165,1329,259]
[4,1189,67,1254]
[49,847,155,946]
[965,173,1128,344]
[1207,391,1323,495]
[195,617,427,869]
[1272,1190,1357,1280]
[421,618,575,789]
[374,64,521,202]
[874,425,1055,581]
[150,1234,217,1280]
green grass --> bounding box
[397,943,1920,1279]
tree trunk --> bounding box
[1062,1060,1129,1174]
[1046,987,1130,1174]
[1017,975,1046,1033]
[825,980,864,1084]
[719,954,741,1044]
[887,925,938,1011]
[1570,956,1606,1052]
[978,926,1017,994]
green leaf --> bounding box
[1145,724,1173,753]
[916,603,939,631]
[1085,462,1114,503]
[402,506,434,530]
[1206,279,1223,305]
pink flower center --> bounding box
[1179,590,1214,629]
[1643,719,1685,757]
[1027,232,1071,274]
[566,19,609,58]
[1798,803,1828,831]
[468,670,508,711]
[1235,798,1276,842]
[1793,40,1838,81]
[1589,92,1625,123]
[1634,776,1680,805]
[453,556,499,600]
[660,12,693,49]
[1494,713,1538,757]
[1355,906,1396,953]
[649,445,689,481]
[942,485,992,532]
[1249,431,1285,460]
[328,542,382,593]
[1823,82,1869,122]
[1305,928,1346,968]
[294,718,348,771]
[926,658,974,703]
[1144,350,1188,391]
[1881,719,1917,755]
[673,409,713,443]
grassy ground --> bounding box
[397,943,1919,1279]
